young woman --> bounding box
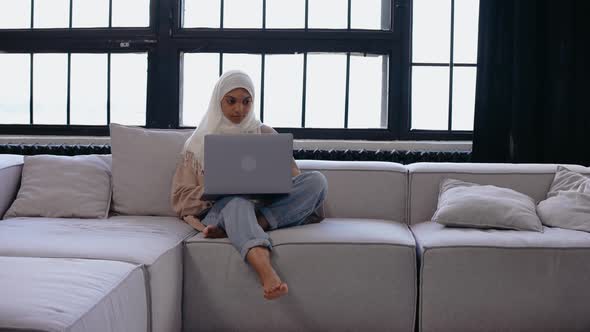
[171,70,328,300]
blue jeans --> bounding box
[200,171,328,261]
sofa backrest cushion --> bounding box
[298,160,408,223]
[0,155,24,219]
[110,123,192,216]
[4,154,112,219]
[408,162,590,225]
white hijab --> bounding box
[182,70,262,171]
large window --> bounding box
[181,52,387,129]
[411,0,479,133]
[0,0,479,140]
[0,0,152,135]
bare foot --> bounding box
[246,246,289,300]
[202,225,227,238]
[264,281,289,300]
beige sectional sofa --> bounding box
[0,132,588,332]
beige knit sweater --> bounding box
[170,125,325,226]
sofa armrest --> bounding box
[0,155,24,219]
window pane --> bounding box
[0,1,30,29]
[111,53,147,126]
[309,0,347,29]
[264,54,303,127]
[452,67,476,130]
[454,0,480,63]
[70,54,107,125]
[224,0,262,28]
[112,0,150,27]
[72,0,108,28]
[33,54,67,125]
[34,0,69,28]
[351,0,385,30]
[349,54,386,129]
[182,53,220,127]
[411,66,449,130]
[0,54,30,124]
[183,0,220,28]
[306,53,346,128]
[266,0,304,29]
[223,54,262,119]
[412,0,451,63]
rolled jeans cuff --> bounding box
[240,238,273,262]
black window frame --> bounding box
[0,0,472,141]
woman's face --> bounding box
[220,88,253,124]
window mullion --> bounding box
[344,53,350,128]
[107,53,111,124]
[220,0,224,29]
[29,53,34,124]
[108,0,112,28]
[448,0,455,132]
[30,0,34,28]
[260,53,265,122]
[347,0,352,30]
[67,53,71,125]
[301,52,308,128]
[69,0,73,28]
[262,0,266,29]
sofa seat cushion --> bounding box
[0,215,195,264]
[0,215,196,332]
[412,221,590,332]
[0,256,147,332]
[183,218,417,332]
[413,221,590,250]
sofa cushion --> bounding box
[0,256,147,332]
[4,154,112,219]
[412,221,590,332]
[537,166,590,232]
[432,178,543,231]
[297,160,408,223]
[183,218,416,332]
[407,162,590,225]
[0,154,23,219]
[109,123,192,216]
[0,215,196,332]
[0,216,194,263]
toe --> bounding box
[264,282,288,300]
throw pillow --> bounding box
[432,178,543,232]
[3,154,111,219]
[537,166,590,232]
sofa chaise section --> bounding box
[408,163,590,332]
[0,215,196,332]
[0,256,148,332]
[182,160,417,332]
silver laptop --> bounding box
[201,133,293,200]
